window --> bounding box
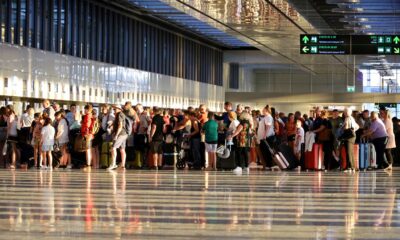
[48,82,51,92]
[4,77,8,88]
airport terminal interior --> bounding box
[0,0,400,239]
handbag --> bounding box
[339,128,355,141]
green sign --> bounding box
[301,35,400,55]
[347,86,355,93]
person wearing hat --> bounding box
[107,105,129,170]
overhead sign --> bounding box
[347,86,355,93]
[300,35,400,55]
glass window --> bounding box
[11,0,17,44]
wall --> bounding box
[0,43,225,111]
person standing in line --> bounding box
[19,105,34,143]
[362,111,388,170]
[214,102,233,128]
[330,109,344,162]
[42,99,55,122]
[31,113,43,168]
[256,106,274,170]
[40,117,55,170]
[229,112,252,174]
[0,107,8,167]
[6,105,20,169]
[149,107,165,170]
[55,111,71,168]
[81,104,95,168]
[342,107,359,172]
[294,119,305,163]
[65,104,77,127]
[107,105,129,170]
[313,111,334,170]
[381,109,395,171]
[187,111,201,170]
[286,113,297,151]
[202,112,218,171]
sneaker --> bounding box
[40,165,47,170]
[107,165,118,170]
[66,165,72,169]
[233,167,242,174]
[245,167,250,173]
[384,164,392,171]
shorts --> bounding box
[113,134,128,149]
[150,141,163,154]
[7,136,18,143]
[205,142,217,153]
[42,145,54,152]
[33,138,41,148]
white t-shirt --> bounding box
[56,118,69,144]
[295,127,305,153]
[257,115,274,143]
[8,114,18,137]
[20,113,34,128]
[228,119,240,133]
[41,125,55,146]
[138,112,151,135]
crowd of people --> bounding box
[0,99,399,173]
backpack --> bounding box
[125,115,133,136]
[91,118,101,135]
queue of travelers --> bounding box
[0,99,398,173]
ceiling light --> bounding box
[326,0,360,3]
[332,6,363,13]
[339,16,368,23]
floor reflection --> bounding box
[0,169,399,239]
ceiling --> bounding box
[124,0,400,76]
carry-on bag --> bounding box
[277,144,298,169]
[359,140,370,170]
[100,141,112,168]
[261,139,289,170]
[340,144,359,170]
[163,143,179,166]
[305,143,323,170]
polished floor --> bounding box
[0,169,399,240]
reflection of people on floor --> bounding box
[374,188,396,228]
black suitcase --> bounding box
[163,143,179,166]
[217,150,236,170]
[277,144,298,169]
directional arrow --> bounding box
[302,36,309,44]
[395,48,400,54]
[302,46,310,53]
[394,36,400,44]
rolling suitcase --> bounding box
[126,147,138,168]
[163,143,179,166]
[277,144,298,169]
[217,149,236,170]
[359,141,370,170]
[340,144,359,170]
[261,140,289,170]
[100,141,112,168]
[369,143,377,168]
[131,150,143,169]
[305,143,323,170]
